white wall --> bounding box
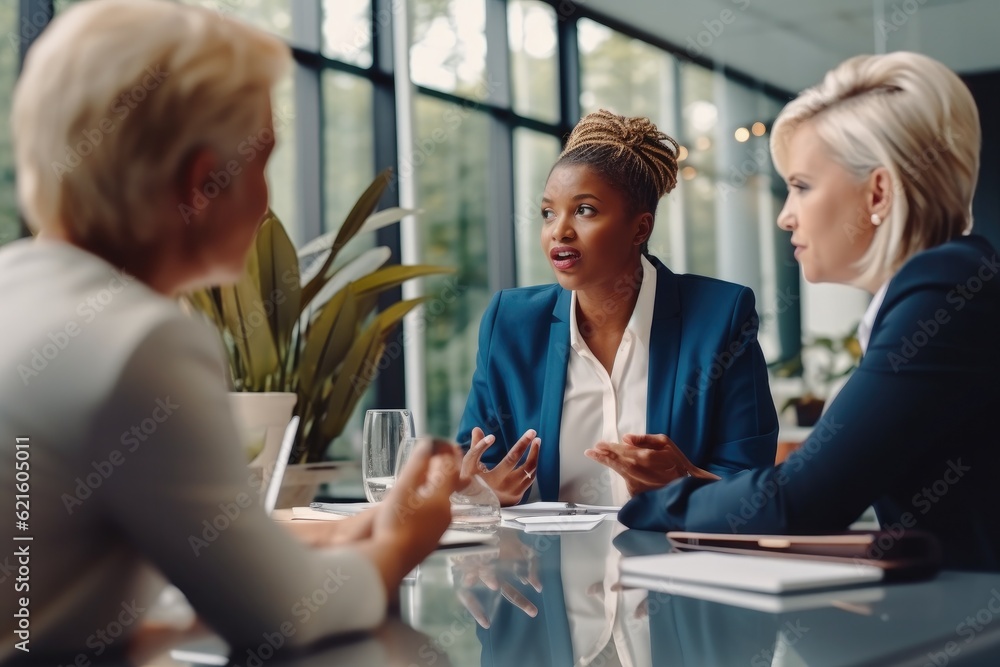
[800,280,870,339]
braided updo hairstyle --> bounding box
[554,109,680,253]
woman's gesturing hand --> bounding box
[462,427,540,506]
[585,433,720,496]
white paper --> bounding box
[509,514,606,533]
[288,507,495,548]
[500,501,620,520]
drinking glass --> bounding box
[362,409,414,502]
[395,437,501,534]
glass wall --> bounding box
[410,0,487,98]
[508,0,559,124]
[411,96,492,438]
[322,71,374,236]
[578,17,681,270]
[10,0,797,451]
[321,0,372,68]
[509,1,561,287]
[183,0,292,39]
[267,73,299,239]
[513,129,561,287]
[678,63,719,277]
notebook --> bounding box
[620,551,884,595]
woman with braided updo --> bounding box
[457,110,778,508]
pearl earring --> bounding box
[870,213,882,226]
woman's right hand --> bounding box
[358,439,463,599]
[462,427,540,506]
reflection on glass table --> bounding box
[146,524,1000,667]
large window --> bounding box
[578,18,681,270]
[513,128,561,286]
[509,0,562,287]
[184,0,292,39]
[401,2,794,440]
[267,73,299,240]
[412,96,492,438]
[508,0,559,124]
[411,0,487,97]
[10,0,797,452]
[575,18,793,362]
[678,63,720,277]
[321,0,372,67]
[322,71,374,236]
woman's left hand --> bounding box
[280,506,378,548]
[584,433,720,496]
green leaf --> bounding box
[303,246,391,314]
[355,206,420,236]
[316,296,429,450]
[809,337,836,350]
[318,322,382,451]
[372,296,429,337]
[298,288,355,395]
[184,290,224,328]
[301,167,394,306]
[354,292,380,325]
[349,264,455,300]
[219,284,251,388]
[220,254,280,391]
[255,212,301,369]
[295,206,417,260]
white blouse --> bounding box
[858,281,890,355]
[552,255,657,507]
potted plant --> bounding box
[185,168,452,505]
[770,329,862,427]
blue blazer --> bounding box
[457,256,778,502]
[621,236,1000,570]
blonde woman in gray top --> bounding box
[0,0,461,660]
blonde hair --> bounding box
[770,52,981,287]
[12,0,290,263]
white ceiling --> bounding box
[585,0,1000,94]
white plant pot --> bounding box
[228,391,297,502]
[228,392,358,509]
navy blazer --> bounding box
[621,236,1000,570]
[457,256,778,502]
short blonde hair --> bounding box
[12,0,290,262]
[770,52,981,287]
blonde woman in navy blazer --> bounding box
[621,53,1000,570]
[457,111,779,507]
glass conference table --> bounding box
[155,520,1000,667]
